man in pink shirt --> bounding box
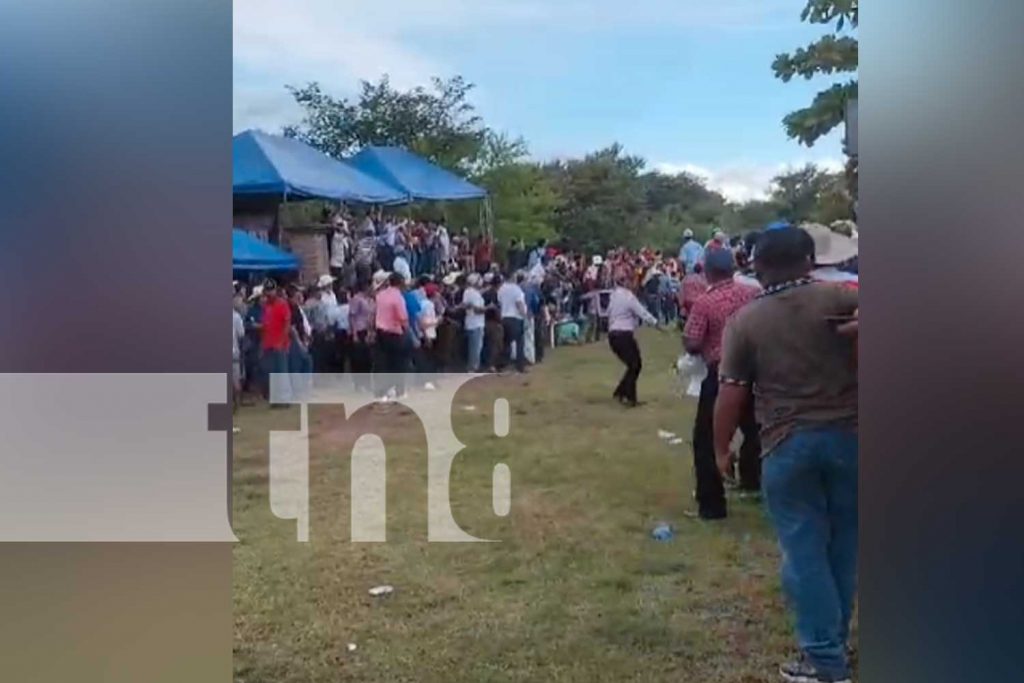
[374,272,410,401]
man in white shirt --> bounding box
[606,276,658,406]
[437,222,451,266]
[462,273,487,372]
[232,302,245,411]
[496,272,528,373]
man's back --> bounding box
[720,281,858,453]
[497,283,524,319]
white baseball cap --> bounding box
[683,228,694,238]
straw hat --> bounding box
[802,223,858,266]
[372,270,390,290]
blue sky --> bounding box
[234,0,851,201]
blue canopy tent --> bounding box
[348,146,487,202]
[348,146,491,235]
[232,229,299,272]
[233,130,406,204]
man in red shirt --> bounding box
[260,280,292,405]
[683,248,759,519]
[678,262,708,320]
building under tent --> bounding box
[232,130,407,281]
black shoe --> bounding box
[780,656,851,683]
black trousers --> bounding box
[608,331,642,404]
[500,317,526,372]
[334,329,350,374]
[692,362,762,518]
[375,331,408,397]
[350,331,373,391]
[534,317,546,364]
[311,332,334,373]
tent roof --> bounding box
[348,146,487,201]
[232,229,299,272]
[233,130,406,204]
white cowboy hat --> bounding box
[802,223,859,266]
[247,284,264,301]
[371,270,390,290]
[317,274,336,288]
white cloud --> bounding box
[233,0,795,132]
[653,158,845,203]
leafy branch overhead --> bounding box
[773,0,858,147]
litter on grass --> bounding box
[368,585,394,597]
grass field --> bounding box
[232,329,823,682]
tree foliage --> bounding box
[284,76,489,173]
[280,74,852,250]
[769,164,852,225]
[544,145,647,252]
[772,0,858,147]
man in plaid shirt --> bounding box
[683,248,760,519]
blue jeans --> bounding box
[262,349,291,403]
[465,327,484,372]
[763,428,858,678]
[288,344,313,399]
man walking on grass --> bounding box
[714,226,858,683]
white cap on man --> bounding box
[683,228,694,238]
[317,274,336,288]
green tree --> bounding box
[545,144,647,252]
[477,163,559,245]
[772,0,858,147]
[769,164,852,224]
[283,76,490,173]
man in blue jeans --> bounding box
[713,226,859,683]
[496,272,528,373]
[461,273,486,372]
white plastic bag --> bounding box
[675,353,707,398]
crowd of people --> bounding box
[231,217,860,683]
